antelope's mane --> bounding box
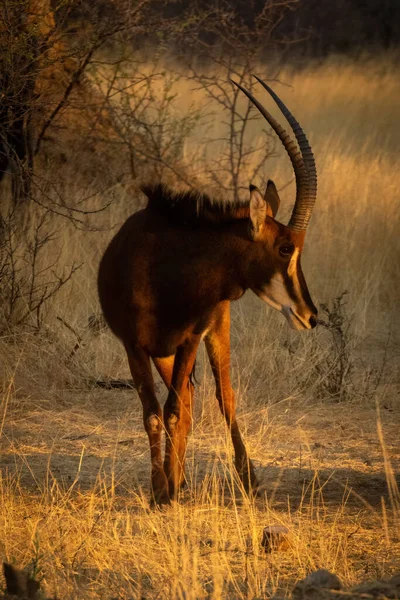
[142,184,250,226]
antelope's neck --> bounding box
[216,220,256,299]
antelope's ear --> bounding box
[249,185,267,238]
[264,179,280,218]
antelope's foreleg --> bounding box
[163,337,199,498]
[125,343,170,506]
[205,302,259,493]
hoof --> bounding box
[244,478,261,497]
[165,472,187,500]
[236,460,259,495]
[252,482,264,498]
[151,469,170,507]
[150,487,171,508]
[166,481,179,501]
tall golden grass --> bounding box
[0,56,399,598]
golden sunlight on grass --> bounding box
[0,56,399,598]
[1,387,399,598]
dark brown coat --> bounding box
[98,79,319,505]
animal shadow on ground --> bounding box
[1,386,398,511]
[1,445,397,511]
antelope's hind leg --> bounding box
[162,338,199,499]
[153,355,190,492]
[205,303,259,494]
[125,343,170,506]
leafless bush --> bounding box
[0,0,152,206]
[179,0,299,200]
[285,292,356,402]
[0,205,80,332]
[315,291,354,401]
[0,0,171,334]
[89,61,205,188]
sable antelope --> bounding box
[98,77,318,505]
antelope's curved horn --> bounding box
[230,78,317,232]
[253,76,317,231]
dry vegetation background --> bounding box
[0,22,399,599]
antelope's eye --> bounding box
[279,244,294,258]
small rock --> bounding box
[390,574,400,586]
[301,570,342,590]
[352,577,400,598]
[261,525,290,552]
[293,569,342,600]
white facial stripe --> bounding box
[287,247,299,278]
[200,328,209,340]
[255,249,312,331]
[288,247,304,301]
[257,283,305,331]
[265,273,293,308]
[257,291,281,311]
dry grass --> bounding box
[0,55,399,598]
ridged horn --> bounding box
[253,76,317,231]
[230,77,317,232]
